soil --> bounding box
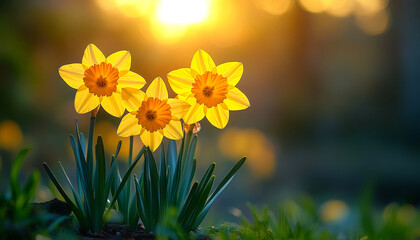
[79,223,154,240]
[32,198,72,216]
[33,199,211,239]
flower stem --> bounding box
[125,136,134,223]
[87,108,98,180]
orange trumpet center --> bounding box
[191,71,229,108]
[136,97,172,132]
[83,62,119,97]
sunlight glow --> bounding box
[299,0,333,13]
[115,0,153,18]
[326,0,355,17]
[157,0,210,25]
[254,0,292,16]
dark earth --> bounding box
[33,198,210,240]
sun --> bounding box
[156,0,210,25]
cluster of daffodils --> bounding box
[59,44,250,151]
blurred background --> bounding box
[1,0,420,232]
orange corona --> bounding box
[136,97,172,132]
[191,71,229,108]
[83,62,119,97]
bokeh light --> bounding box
[218,128,276,178]
[326,0,355,17]
[253,0,292,16]
[0,120,23,150]
[397,204,416,225]
[354,0,389,16]
[320,200,349,223]
[355,8,389,35]
[298,0,333,13]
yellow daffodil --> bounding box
[117,77,190,151]
[167,49,250,129]
[59,44,146,117]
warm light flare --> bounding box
[356,8,389,35]
[298,0,333,13]
[157,0,210,25]
[355,0,389,16]
[254,0,292,16]
[115,0,153,17]
[326,0,355,17]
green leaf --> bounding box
[22,170,40,205]
[185,176,215,231]
[170,137,184,207]
[193,157,246,229]
[145,149,160,227]
[95,136,106,227]
[159,143,167,212]
[196,163,215,197]
[87,117,96,184]
[70,135,93,215]
[178,136,197,205]
[58,162,84,215]
[166,140,177,181]
[135,176,148,230]
[43,162,90,229]
[177,182,199,223]
[10,148,30,201]
[106,146,146,214]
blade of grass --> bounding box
[106,146,146,214]
[43,162,90,228]
[10,148,30,201]
[193,157,246,229]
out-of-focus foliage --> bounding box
[204,204,335,240]
[359,183,420,240]
[0,149,68,239]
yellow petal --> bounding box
[163,120,183,140]
[121,88,146,112]
[101,93,125,117]
[206,104,229,129]
[106,50,131,73]
[183,103,205,124]
[190,49,216,75]
[224,87,250,111]
[117,113,141,137]
[167,99,190,119]
[74,87,100,114]
[82,44,105,68]
[146,77,168,100]
[167,68,194,95]
[59,63,85,89]
[118,71,146,89]
[177,93,196,105]
[216,62,243,86]
[140,130,163,152]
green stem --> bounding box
[125,136,134,223]
[87,116,96,182]
[128,136,133,166]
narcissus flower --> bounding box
[167,49,250,129]
[117,77,190,151]
[59,44,146,117]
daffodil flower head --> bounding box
[167,49,250,129]
[59,44,146,117]
[117,77,190,151]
